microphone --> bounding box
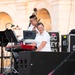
[5,23,15,29]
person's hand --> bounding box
[35,49,40,52]
[35,50,38,52]
[32,27,38,34]
[32,27,36,31]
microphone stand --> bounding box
[0,38,4,74]
[2,38,18,75]
[2,29,19,75]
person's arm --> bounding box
[36,41,47,51]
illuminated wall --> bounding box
[0,0,75,67]
[58,0,75,34]
[0,0,75,35]
[0,0,57,36]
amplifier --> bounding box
[18,51,75,75]
[61,35,68,52]
[68,34,75,52]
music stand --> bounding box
[0,30,9,74]
[5,29,19,43]
[2,29,19,75]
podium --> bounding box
[0,29,18,74]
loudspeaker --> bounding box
[18,51,75,75]
[61,35,68,52]
[68,34,75,52]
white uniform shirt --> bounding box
[28,24,34,31]
[35,30,51,52]
[28,24,38,31]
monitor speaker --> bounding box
[18,51,75,75]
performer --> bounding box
[28,15,39,34]
[31,22,52,52]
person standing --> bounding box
[28,15,39,34]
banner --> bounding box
[49,32,59,52]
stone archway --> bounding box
[0,12,13,31]
[36,8,51,31]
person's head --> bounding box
[37,22,44,34]
[29,15,37,26]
